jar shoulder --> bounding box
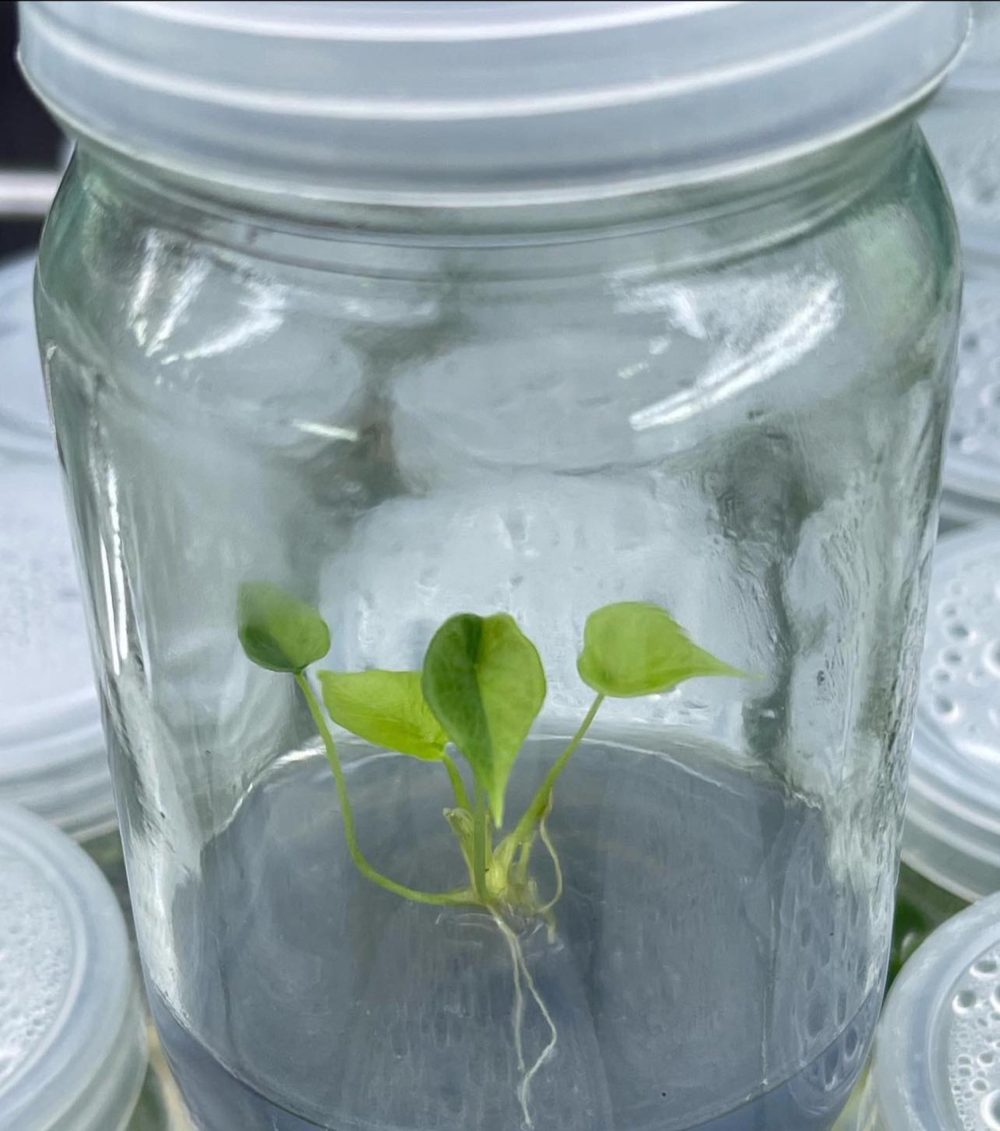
[36,132,959,422]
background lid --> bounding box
[920,3,1000,258]
[0,803,147,1131]
[860,892,1000,1130]
[940,260,1000,522]
[0,455,115,840]
[902,525,1000,902]
[935,0,1000,91]
[0,253,51,460]
[18,1,969,205]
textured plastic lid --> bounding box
[858,892,1000,1130]
[940,260,1000,525]
[0,803,147,1131]
[0,458,115,840]
[936,0,1000,90]
[920,3,1000,259]
[18,1,969,205]
[0,254,52,460]
[902,526,1000,902]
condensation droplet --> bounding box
[981,1089,1000,1130]
[956,989,979,1015]
[934,694,959,722]
[970,666,990,688]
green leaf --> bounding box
[577,601,741,698]
[319,670,448,761]
[422,613,546,826]
[237,581,331,674]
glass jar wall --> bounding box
[22,4,965,1129]
[33,128,956,1131]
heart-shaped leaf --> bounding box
[578,601,741,698]
[319,670,448,761]
[422,613,546,826]
[238,582,331,674]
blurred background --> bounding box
[0,3,61,256]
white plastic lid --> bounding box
[920,3,1000,258]
[0,803,147,1131]
[858,892,1000,1130]
[902,526,1000,902]
[0,254,52,460]
[945,0,1000,85]
[0,457,115,840]
[18,1,969,206]
[938,260,1000,526]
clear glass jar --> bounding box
[23,4,964,1130]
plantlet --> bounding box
[237,583,741,917]
[238,583,741,1125]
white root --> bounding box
[537,813,563,916]
[496,908,527,1074]
[492,910,559,1130]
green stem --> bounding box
[294,672,469,907]
[472,786,490,903]
[441,751,472,812]
[511,693,605,850]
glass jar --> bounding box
[21,4,966,1130]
